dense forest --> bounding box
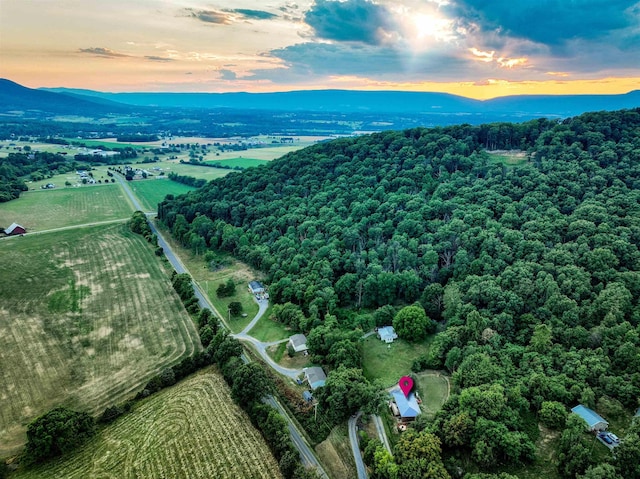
[159,109,640,477]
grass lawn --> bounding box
[0,224,200,456]
[204,158,269,169]
[361,335,434,388]
[247,310,293,342]
[153,225,262,332]
[127,179,196,211]
[12,369,282,479]
[414,372,450,417]
[0,184,134,232]
[267,343,311,370]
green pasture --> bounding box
[361,335,434,388]
[0,224,200,455]
[0,184,133,232]
[63,138,148,149]
[146,160,230,182]
[127,179,196,211]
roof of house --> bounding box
[249,280,264,291]
[305,367,327,389]
[635,408,640,417]
[378,326,398,341]
[289,334,307,348]
[4,223,25,235]
[302,391,313,401]
[391,389,420,418]
[571,405,608,428]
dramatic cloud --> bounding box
[230,9,278,20]
[446,0,640,48]
[144,55,174,62]
[304,0,398,45]
[78,47,130,58]
[188,9,233,25]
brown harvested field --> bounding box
[0,224,201,455]
[12,369,283,479]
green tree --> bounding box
[393,304,434,341]
[539,401,568,429]
[316,366,380,425]
[231,363,273,407]
[25,407,96,462]
[229,301,243,316]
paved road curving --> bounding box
[114,175,327,478]
[349,411,369,479]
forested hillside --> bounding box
[159,109,640,476]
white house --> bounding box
[378,326,398,343]
[304,367,326,390]
[288,334,308,353]
[248,281,265,295]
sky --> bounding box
[1,0,639,99]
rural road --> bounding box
[373,414,393,455]
[266,396,329,479]
[114,176,327,478]
[349,412,369,479]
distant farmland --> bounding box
[0,224,201,455]
[12,370,282,479]
[0,184,133,232]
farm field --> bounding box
[361,335,434,388]
[12,369,282,479]
[127,179,196,212]
[0,184,133,232]
[0,224,201,455]
[147,160,230,182]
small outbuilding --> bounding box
[390,389,421,420]
[248,281,265,295]
[378,326,398,343]
[4,223,26,236]
[304,367,327,390]
[302,391,313,402]
[288,334,308,353]
[571,405,608,431]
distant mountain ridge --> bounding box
[1,78,638,119]
[40,84,640,117]
[0,79,130,116]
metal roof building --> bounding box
[571,405,608,431]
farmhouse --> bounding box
[378,326,398,343]
[304,367,327,390]
[4,223,26,236]
[571,405,609,431]
[248,281,265,295]
[288,334,308,353]
[390,389,421,420]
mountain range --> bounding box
[2,78,639,119]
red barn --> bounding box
[4,223,26,236]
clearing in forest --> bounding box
[0,184,133,232]
[414,371,450,417]
[12,369,282,479]
[0,224,201,455]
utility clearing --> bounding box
[12,370,282,479]
[0,224,201,455]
